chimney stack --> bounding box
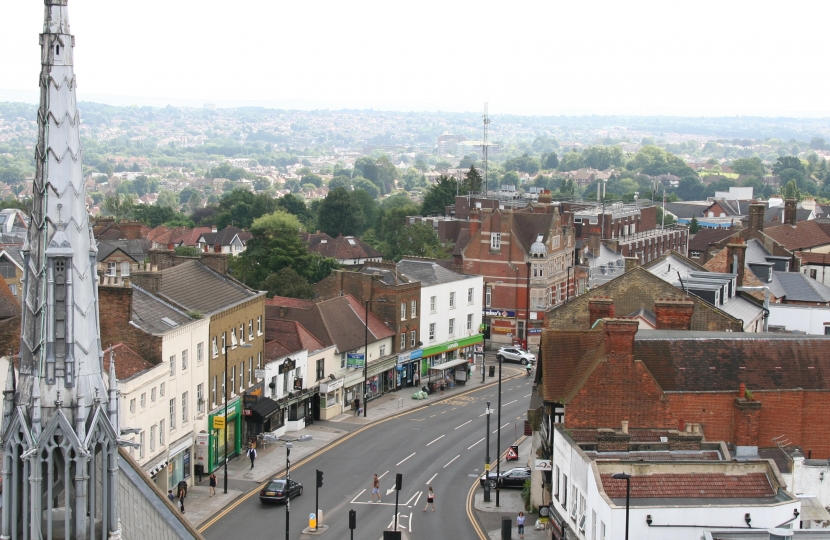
[469,207,480,237]
[784,198,797,226]
[725,241,747,287]
[588,230,601,257]
[748,202,766,232]
[621,420,629,434]
[624,257,640,273]
[654,297,695,330]
[588,297,615,327]
[602,318,639,358]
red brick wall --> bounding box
[654,298,694,330]
[733,399,761,446]
[98,285,163,364]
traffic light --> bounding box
[349,509,356,529]
[316,469,323,488]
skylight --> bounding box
[161,317,179,328]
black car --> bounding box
[259,478,303,504]
[479,467,531,489]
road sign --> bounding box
[255,369,266,379]
[242,409,252,416]
[506,445,519,461]
[485,408,494,415]
[485,463,491,471]
[212,416,225,429]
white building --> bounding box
[547,425,803,540]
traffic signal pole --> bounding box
[315,470,323,532]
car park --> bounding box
[259,478,303,504]
[479,467,531,489]
[496,347,536,365]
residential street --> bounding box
[200,374,534,540]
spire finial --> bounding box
[55,390,62,409]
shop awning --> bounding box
[367,356,398,378]
[798,495,830,521]
[248,397,281,422]
[429,358,469,371]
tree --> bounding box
[179,187,201,205]
[782,179,801,200]
[374,204,419,260]
[212,190,279,229]
[301,173,323,188]
[401,168,426,191]
[316,187,365,237]
[276,193,313,225]
[558,151,585,172]
[156,189,179,210]
[232,211,315,287]
[461,166,483,194]
[398,223,446,259]
[133,205,186,228]
[261,268,314,299]
[349,189,378,233]
[420,175,458,216]
[351,176,380,199]
[810,137,826,151]
[689,217,700,234]
[503,154,541,175]
[501,171,520,188]
[772,156,805,175]
[582,146,625,170]
[541,152,559,170]
[104,194,134,221]
[731,157,765,178]
[328,175,352,190]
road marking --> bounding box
[351,488,366,503]
[523,394,531,398]
[492,423,509,433]
[386,487,397,496]
[379,471,389,479]
[405,491,421,506]
[426,472,437,485]
[397,453,416,466]
[426,435,445,446]
[441,411,447,414]
[443,455,461,468]
[456,420,472,429]
[478,412,487,417]
[468,437,484,449]
[503,399,517,406]
[430,414,436,417]
[413,490,423,508]
[451,407,457,410]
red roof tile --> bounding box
[765,220,830,251]
[600,472,773,499]
[102,343,155,380]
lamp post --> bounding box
[223,339,252,494]
[495,346,503,507]
[612,472,631,540]
[262,434,313,540]
[484,400,492,502]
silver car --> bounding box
[496,347,536,365]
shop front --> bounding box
[208,398,243,473]
[366,356,398,401]
[422,334,483,386]
[167,437,193,488]
[396,349,423,389]
[247,396,283,438]
[285,390,315,431]
[483,309,516,346]
[319,378,344,420]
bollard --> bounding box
[318,509,323,526]
[501,516,512,539]
[309,513,316,529]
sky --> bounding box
[1,0,829,117]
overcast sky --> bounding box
[2,1,828,117]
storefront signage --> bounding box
[278,358,297,374]
[528,328,543,335]
[347,353,365,368]
[396,348,423,366]
[254,369,266,379]
[244,381,265,405]
[483,309,516,318]
[242,409,252,416]
[195,434,208,468]
[491,326,514,334]
[212,416,225,429]
[422,334,483,358]
[320,378,344,393]
[535,459,552,471]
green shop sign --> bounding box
[422,334,482,357]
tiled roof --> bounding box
[0,274,20,320]
[452,228,471,256]
[665,202,709,219]
[600,472,774,499]
[96,239,151,263]
[796,251,830,265]
[512,212,555,254]
[397,259,470,286]
[157,260,259,314]
[103,343,156,381]
[687,228,739,252]
[305,235,382,261]
[773,271,830,303]
[264,319,325,361]
[765,220,830,251]
[540,329,606,403]
[130,286,195,335]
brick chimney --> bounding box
[784,198,797,226]
[725,241,747,287]
[603,318,639,359]
[748,202,765,232]
[588,297,615,327]
[654,297,694,330]
[469,207,480,237]
[588,230,601,257]
[733,393,761,448]
[214,244,221,253]
[120,220,143,240]
[624,257,640,273]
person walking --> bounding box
[247,446,257,469]
[209,472,217,496]
[517,511,526,539]
[422,486,435,512]
[371,474,382,503]
[167,490,174,503]
[177,480,188,513]
[354,398,361,416]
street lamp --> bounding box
[223,339,252,494]
[612,472,631,540]
[363,298,389,418]
[262,434,313,540]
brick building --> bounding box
[538,317,830,460]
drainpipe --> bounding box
[736,286,770,332]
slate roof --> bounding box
[452,228,470,256]
[710,199,753,217]
[96,238,151,263]
[397,259,470,286]
[687,228,738,253]
[764,220,830,251]
[665,202,710,219]
[157,260,260,314]
[103,343,156,381]
[758,205,812,225]
[199,226,252,247]
[304,234,382,261]
[130,286,195,335]
[511,212,556,254]
[773,271,830,303]
[600,472,774,499]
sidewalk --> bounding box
[186,361,527,529]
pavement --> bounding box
[186,357,533,537]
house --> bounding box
[196,225,252,254]
[265,294,396,413]
[764,219,830,253]
[687,227,738,262]
[147,225,213,250]
[301,232,382,266]
[97,238,151,278]
[92,218,148,241]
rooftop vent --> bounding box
[161,317,179,327]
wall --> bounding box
[420,277,483,351]
[768,304,830,334]
[99,285,164,364]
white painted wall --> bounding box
[792,455,830,510]
[768,304,830,335]
[420,275,483,348]
[802,264,830,288]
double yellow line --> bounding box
[198,373,524,533]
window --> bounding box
[139,431,144,459]
[257,352,262,370]
[429,323,436,341]
[159,419,164,446]
[490,232,501,250]
[283,372,289,393]
[197,383,204,413]
[411,330,417,347]
[169,399,176,430]
[181,350,188,371]
[231,328,238,348]
[562,475,568,506]
[121,261,130,277]
[160,382,165,397]
[211,377,216,406]
[430,296,436,312]
[553,236,561,248]
[811,269,818,279]
[248,320,254,340]
[151,387,156,403]
[554,466,560,497]
[379,344,386,356]
[600,521,606,540]
[182,392,188,424]
[401,302,406,320]
[467,313,473,332]
[212,337,218,358]
[270,376,278,397]
[400,333,406,351]
[197,342,204,364]
[239,361,244,392]
[107,262,116,276]
[239,324,245,344]
[140,393,146,408]
[449,292,455,308]
[340,353,346,369]
[129,398,135,414]
[468,287,474,303]
[257,315,263,335]
[448,318,455,336]
[485,286,491,307]
[231,366,236,395]
[248,358,253,385]
[169,354,175,375]
[150,425,155,452]
[221,371,225,401]
[316,358,324,380]
[533,264,544,278]
[9,284,17,297]
[411,300,417,317]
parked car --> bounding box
[496,347,536,365]
[479,467,531,489]
[259,478,303,504]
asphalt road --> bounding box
[201,369,533,540]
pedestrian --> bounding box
[440,382,444,395]
[354,397,361,416]
[371,473,382,503]
[517,511,526,539]
[247,446,257,469]
[422,486,435,512]
[177,480,188,513]
[209,472,217,496]
[167,490,174,503]
[195,462,204,483]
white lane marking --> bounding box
[379,471,389,479]
[503,400,517,406]
[456,420,472,429]
[468,438,484,449]
[386,487,397,496]
[479,413,487,417]
[427,435,445,446]
[443,455,461,468]
[523,393,531,398]
[351,488,366,503]
[492,423,510,433]
[425,472,438,485]
[397,453,416,466]
[412,490,423,508]
[405,491,421,506]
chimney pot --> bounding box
[739,382,746,397]
[621,420,629,434]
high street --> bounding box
[200,369,533,539]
